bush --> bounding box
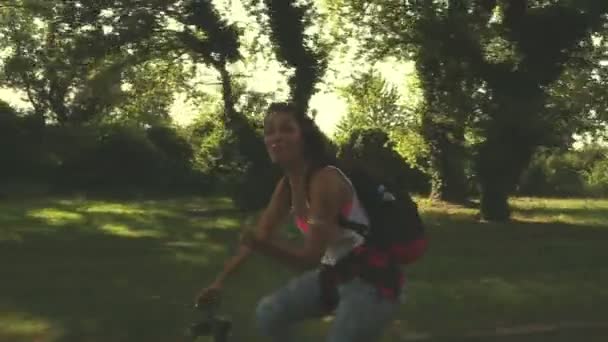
[338,128,430,195]
[1,98,207,196]
[146,125,196,186]
[0,103,48,181]
[57,125,157,190]
[188,111,239,178]
[187,110,279,209]
[56,124,199,194]
[585,158,608,197]
[519,146,608,197]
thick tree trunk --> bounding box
[476,141,515,222]
[428,134,468,203]
[475,100,539,222]
[422,111,469,203]
[416,34,472,204]
[216,60,279,210]
[479,181,511,222]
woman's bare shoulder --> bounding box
[309,166,351,199]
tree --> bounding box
[329,0,608,220]
[543,33,608,146]
[111,60,190,127]
[335,68,410,141]
[326,0,475,203]
[414,3,478,203]
[0,0,170,124]
[338,128,429,194]
[462,0,608,221]
[250,0,329,114]
[0,99,45,180]
[167,0,281,209]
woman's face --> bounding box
[264,111,304,165]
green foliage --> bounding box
[469,1,608,220]
[111,60,191,126]
[331,0,608,218]
[334,69,432,193]
[0,0,164,124]
[1,98,205,195]
[188,109,239,177]
[162,0,280,208]
[543,39,608,146]
[391,128,430,172]
[232,81,276,128]
[329,0,477,203]
[519,146,608,198]
[0,0,245,126]
[0,106,202,195]
[181,0,241,64]
[521,150,587,197]
[414,5,479,203]
[146,125,194,172]
[0,102,48,181]
[187,106,279,209]
[46,123,197,194]
[334,68,411,142]
[168,0,280,210]
[0,99,14,115]
[585,158,608,196]
[338,128,430,194]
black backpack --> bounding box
[339,168,426,262]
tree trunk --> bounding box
[475,113,538,221]
[215,59,280,211]
[416,35,472,204]
[422,111,469,203]
[476,144,514,222]
[475,135,517,222]
[479,181,511,222]
[218,62,236,123]
[428,134,468,203]
[475,86,548,219]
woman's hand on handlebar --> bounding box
[195,280,222,306]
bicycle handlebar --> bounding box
[189,300,232,342]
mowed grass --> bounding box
[0,196,607,342]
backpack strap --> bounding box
[325,165,355,190]
[286,165,371,237]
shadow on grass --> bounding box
[0,228,239,341]
[390,198,608,338]
[417,197,608,228]
[395,214,608,337]
[0,197,266,342]
[441,325,608,342]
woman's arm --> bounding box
[211,244,251,286]
[209,177,291,285]
[246,168,350,269]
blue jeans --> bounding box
[255,269,401,342]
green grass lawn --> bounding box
[1,196,607,342]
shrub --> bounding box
[338,128,430,195]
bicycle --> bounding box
[188,297,232,342]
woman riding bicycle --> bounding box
[196,102,406,341]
